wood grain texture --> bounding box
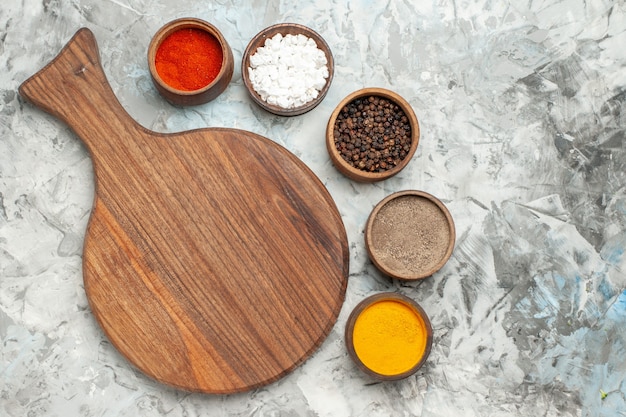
[18,28,349,394]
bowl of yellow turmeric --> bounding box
[345,292,432,380]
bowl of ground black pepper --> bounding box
[148,17,234,106]
[365,190,455,280]
[242,23,334,116]
[326,88,419,182]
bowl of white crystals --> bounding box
[242,23,334,116]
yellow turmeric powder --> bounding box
[352,299,428,376]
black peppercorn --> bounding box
[333,95,412,173]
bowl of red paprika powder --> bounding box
[148,17,234,106]
[326,88,420,182]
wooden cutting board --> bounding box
[19,28,349,394]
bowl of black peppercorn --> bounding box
[326,88,420,182]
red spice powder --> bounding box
[155,28,223,91]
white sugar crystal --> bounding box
[248,32,330,110]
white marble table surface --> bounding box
[2,0,626,416]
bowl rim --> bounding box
[344,292,433,381]
[241,22,334,116]
[325,87,420,182]
[365,190,456,280]
[148,17,232,97]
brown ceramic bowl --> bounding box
[345,292,433,381]
[365,190,455,280]
[242,23,334,116]
[326,88,420,182]
[148,18,234,106]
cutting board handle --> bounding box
[19,28,140,152]
[16,27,350,394]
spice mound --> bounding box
[369,194,452,278]
[247,33,329,109]
[333,95,412,172]
[352,298,429,376]
[155,28,223,91]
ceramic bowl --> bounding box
[326,88,420,182]
[241,23,334,116]
[345,292,433,381]
[365,190,455,280]
[148,17,234,106]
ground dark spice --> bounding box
[370,195,451,277]
[333,95,412,172]
[155,28,223,91]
